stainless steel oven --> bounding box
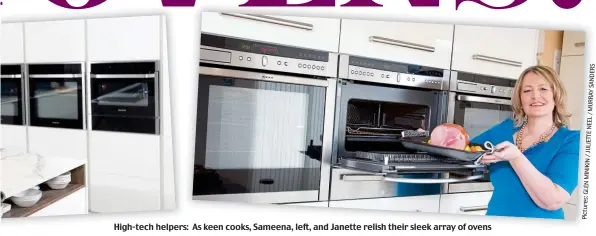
[1,64,25,126]
[330,55,487,201]
[27,63,85,130]
[445,71,515,193]
[89,61,160,135]
[192,34,338,204]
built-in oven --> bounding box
[330,55,487,201]
[192,34,338,204]
[89,61,160,135]
[1,64,25,126]
[445,71,515,194]
[27,63,85,129]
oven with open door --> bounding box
[329,55,488,203]
[192,34,338,204]
[445,71,515,194]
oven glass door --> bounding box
[194,73,329,203]
[1,78,24,125]
[29,77,84,129]
[90,76,156,117]
[453,94,512,139]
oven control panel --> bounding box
[453,71,516,98]
[456,81,514,98]
[343,55,448,90]
[199,34,338,78]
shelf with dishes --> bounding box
[1,149,87,218]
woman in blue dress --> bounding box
[472,65,580,219]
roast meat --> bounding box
[429,124,470,150]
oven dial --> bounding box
[262,56,268,66]
[491,86,496,93]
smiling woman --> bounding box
[472,65,580,219]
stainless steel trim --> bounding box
[460,205,488,212]
[575,42,585,47]
[199,45,339,78]
[198,66,329,87]
[28,74,83,78]
[448,182,494,193]
[318,78,337,201]
[0,75,22,79]
[192,191,319,204]
[23,65,30,126]
[457,94,512,105]
[369,36,435,52]
[90,74,156,79]
[447,92,456,123]
[154,70,161,134]
[82,65,87,130]
[449,71,458,92]
[472,54,522,67]
[220,13,314,31]
[338,54,350,79]
[340,174,384,181]
[384,174,484,184]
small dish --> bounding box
[11,189,42,208]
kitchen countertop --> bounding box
[1,149,86,199]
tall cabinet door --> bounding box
[452,25,538,79]
[86,16,161,62]
[24,20,86,63]
[1,23,25,64]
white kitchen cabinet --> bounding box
[0,124,27,153]
[201,12,341,52]
[562,31,585,56]
[88,131,161,213]
[87,15,161,62]
[0,23,25,64]
[339,20,454,69]
[29,187,87,217]
[452,25,538,79]
[24,20,86,63]
[439,191,493,216]
[559,55,585,130]
[328,195,440,213]
[283,201,329,207]
[27,127,88,161]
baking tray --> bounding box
[338,157,486,174]
[399,140,488,163]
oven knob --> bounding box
[321,66,325,71]
[491,86,497,93]
[284,62,288,66]
[262,56,268,66]
[247,57,252,61]
[277,61,281,65]
[239,56,243,60]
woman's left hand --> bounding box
[480,141,524,164]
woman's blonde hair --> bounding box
[511,65,571,128]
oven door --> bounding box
[28,74,84,129]
[192,66,335,204]
[1,75,24,125]
[330,81,486,201]
[90,73,158,117]
[446,93,512,193]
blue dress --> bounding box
[470,118,580,219]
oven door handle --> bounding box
[457,95,512,105]
[340,173,484,183]
[1,74,22,79]
[459,205,488,212]
[29,74,83,79]
[90,74,156,79]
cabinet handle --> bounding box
[220,13,314,31]
[459,205,488,212]
[575,42,585,47]
[472,54,522,67]
[369,36,435,52]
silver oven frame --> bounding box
[192,65,337,204]
[0,63,27,126]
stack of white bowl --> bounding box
[46,172,71,189]
[11,188,43,208]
